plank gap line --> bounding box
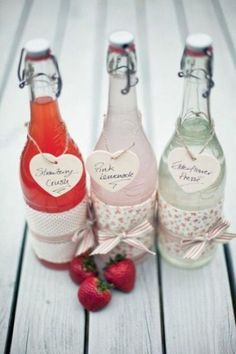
[135,0,154,142]
[53,0,71,57]
[83,310,90,354]
[0,0,33,104]
[223,244,236,323]
[211,0,236,70]
[4,223,28,354]
[91,0,108,146]
[172,0,188,43]
[156,241,167,354]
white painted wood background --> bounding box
[0,0,235,353]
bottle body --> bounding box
[158,115,225,268]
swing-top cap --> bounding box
[109,31,135,52]
[185,33,212,56]
[24,38,51,59]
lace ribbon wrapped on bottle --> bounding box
[26,195,95,263]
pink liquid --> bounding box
[91,77,157,205]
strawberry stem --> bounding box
[83,256,97,272]
[97,279,113,292]
[105,253,126,268]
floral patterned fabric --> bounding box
[158,193,223,259]
[91,191,157,261]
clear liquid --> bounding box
[158,116,225,268]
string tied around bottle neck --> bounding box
[110,142,135,160]
[175,111,215,161]
[25,121,69,164]
[102,112,141,159]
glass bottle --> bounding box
[18,39,87,268]
[88,31,157,261]
[158,33,225,268]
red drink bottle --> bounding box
[18,39,88,268]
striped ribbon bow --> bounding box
[182,219,236,260]
[72,219,95,256]
[90,220,156,256]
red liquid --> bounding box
[20,97,86,268]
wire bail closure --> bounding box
[17,47,62,97]
[107,45,139,95]
[178,47,214,98]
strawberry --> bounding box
[104,254,136,292]
[78,276,112,311]
[69,254,98,284]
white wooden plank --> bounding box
[88,1,163,353]
[0,0,68,352]
[145,0,183,161]
[162,249,236,354]
[93,0,151,142]
[10,0,102,353]
[145,0,236,352]
[10,240,84,354]
[0,0,55,350]
[213,0,236,277]
[59,0,103,156]
[89,257,162,354]
[182,0,236,283]
[0,0,28,92]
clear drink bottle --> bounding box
[158,34,226,268]
[87,31,157,261]
[18,39,87,268]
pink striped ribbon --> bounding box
[160,219,236,260]
[183,219,236,260]
[73,199,96,256]
[73,219,95,256]
[90,220,156,256]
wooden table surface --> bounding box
[1,0,236,353]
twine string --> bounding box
[25,121,69,164]
[175,111,215,161]
[102,111,141,159]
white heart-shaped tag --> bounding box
[86,150,139,192]
[168,147,220,193]
[30,153,83,197]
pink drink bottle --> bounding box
[88,31,157,261]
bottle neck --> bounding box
[178,54,213,138]
[30,97,61,124]
[24,57,62,126]
[24,57,67,155]
[180,75,211,123]
[25,57,58,102]
[107,74,138,117]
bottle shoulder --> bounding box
[160,129,225,162]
